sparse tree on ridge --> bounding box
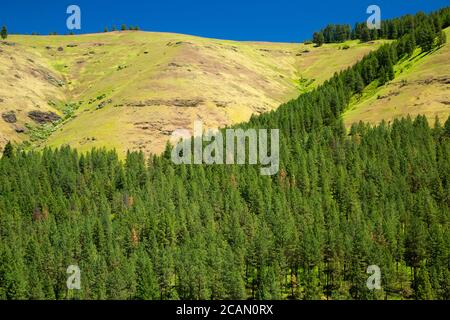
[1,25,7,40]
[313,32,324,47]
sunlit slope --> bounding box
[343,27,450,127]
[1,31,383,155]
[0,41,64,148]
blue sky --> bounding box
[0,1,448,42]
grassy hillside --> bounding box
[343,27,450,127]
[0,31,384,155]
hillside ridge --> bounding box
[1,27,448,156]
[0,31,386,155]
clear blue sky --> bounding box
[0,0,448,42]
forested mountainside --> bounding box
[311,7,450,127]
[344,27,450,127]
[0,9,449,300]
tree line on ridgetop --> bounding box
[0,8,449,300]
[312,7,449,47]
[19,24,140,36]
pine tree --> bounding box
[378,66,388,86]
[417,24,436,52]
[354,71,365,94]
[134,251,159,300]
[415,267,435,300]
[437,30,447,46]
[313,32,324,47]
[360,27,370,42]
[2,141,13,158]
[1,25,7,40]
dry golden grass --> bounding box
[0,31,385,155]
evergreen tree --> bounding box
[415,267,435,300]
[1,25,7,40]
[360,26,371,43]
[2,141,13,158]
[417,23,436,52]
[437,30,447,46]
[313,32,325,47]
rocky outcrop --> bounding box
[30,68,65,87]
[126,98,204,108]
[97,99,113,110]
[2,111,17,123]
[28,111,61,124]
[14,125,27,133]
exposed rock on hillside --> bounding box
[126,98,204,108]
[28,111,60,124]
[2,111,17,123]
